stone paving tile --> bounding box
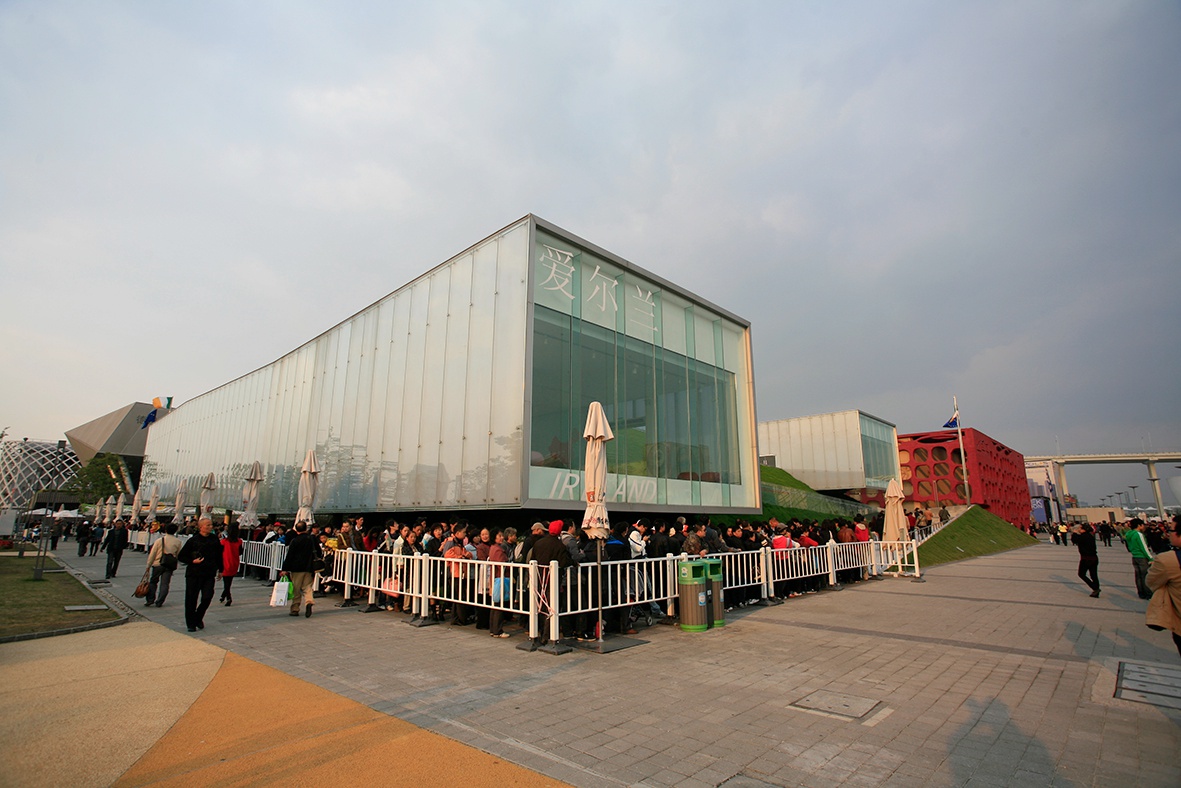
[57,541,1181,787]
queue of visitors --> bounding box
[207,512,884,644]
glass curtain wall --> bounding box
[859,413,900,489]
[528,227,756,510]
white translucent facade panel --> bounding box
[757,410,868,491]
[143,219,531,514]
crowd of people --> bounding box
[20,501,1181,659]
[1060,515,1181,657]
[199,512,885,644]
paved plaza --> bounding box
[20,538,1181,786]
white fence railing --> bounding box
[217,539,922,645]
[107,534,924,642]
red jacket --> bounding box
[221,538,242,577]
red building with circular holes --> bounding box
[897,428,1031,526]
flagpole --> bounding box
[953,395,971,506]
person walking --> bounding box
[144,524,183,607]
[219,524,242,606]
[280,521,321,618]
[74,521,91,558]
[1124,519,1154,600]
[1071,523,1101,598]
[89,522,104,556]
[1146,517,1181,658]
[103,520,130,579]
[178,518,223,632]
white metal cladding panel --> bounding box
[757,411,867,490]
[143,219,530,513]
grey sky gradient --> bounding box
[2,1,1178,507]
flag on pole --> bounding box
[943,409,959,429]
[141,409,158,429]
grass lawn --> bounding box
[918,506,1039,567]
[0,555,119,639]
[759,465,813,491]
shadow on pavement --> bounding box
[1046,573,1146,614]
[948,697,1071,787]
[1063,620,1179,666]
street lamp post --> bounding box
[1129,485,1138,506]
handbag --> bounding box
[269,579,291,607]
[492,576,512,604]
[381,576,400,598]
[133,568,151,598]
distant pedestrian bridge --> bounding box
[1025,451,1181,520]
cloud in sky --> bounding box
[2,1,1178,506]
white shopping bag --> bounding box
[269,579,291,607]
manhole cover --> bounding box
[792,689,879,719]
[1115,661,1181,710]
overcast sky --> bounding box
[2,1,1178,507]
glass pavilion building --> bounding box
[143,216,760,517]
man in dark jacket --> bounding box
[178,518,223,632]
[531,520,575,645]
[646,521,672,558]
[75,521,91,557]
[281,522,322,618]
[103,520,130,579]
[1071,523,1101,598]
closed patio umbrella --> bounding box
[581,401,614,541]
[296,450,319,525]
[93,498,105,524]
[146,484,160,526]
[114,493,125,522]
[129,488,142,525]
[200,472,217,519]
[883,478,907,542]
[581,402,615,648]
[103,496,114,525]
[238,461,264,530]
[173,478,187,524]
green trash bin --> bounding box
[677,560,708,632]
[703,558,725,628]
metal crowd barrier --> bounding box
[231,538,921,644]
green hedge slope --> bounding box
[918,506,1038,567]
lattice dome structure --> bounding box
[0,440,80,511]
